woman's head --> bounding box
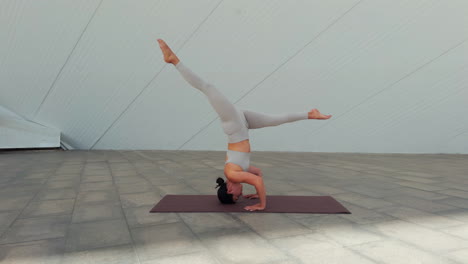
[215,177,242,204]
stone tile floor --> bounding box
[0,149,467,263]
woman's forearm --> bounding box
[254,179,267,207]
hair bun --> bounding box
[215,177,225,189]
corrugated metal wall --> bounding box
[1,0,467,153]
[0,106,60,148]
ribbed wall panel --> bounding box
[35,0,221,149]
[182,0,468,153]
[0,0,100,119]
[0,105,60,149]
[1,0,467,153]
[94,0,361,150]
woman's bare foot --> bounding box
[244,203,265,211]
[157,39,179,65]
[308,108,332,120]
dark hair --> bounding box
[215,177,235,204]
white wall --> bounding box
[0,106,60,149]
[0,0,467,153]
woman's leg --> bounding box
[158,39,244,135]
[242,110,308,129]
[174,63,238,122]
[175,62,244,135]
[242,108,332,129]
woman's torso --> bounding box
[225,139,251,173]
[227,139,250,153]
[225,111,251,173]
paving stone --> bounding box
[35,188,78,201]
[383,194,458,213]
[72,201,123,223]
[446,248,468,264]
[179,212,245,235]
[124,206,179,228]
[0,196,33,211]
[394,180,448,191]
[116,182,155,194]
[156,184,199,196]
[80,181,115,192]
[61,244,138,264]
[0,238,65,264]
[1,150,467,264]
[361,219,467,252]
[66,219,132,252]
[334,192,394,209]
[20,199,75,218]
[0,215,70,244]
[435,209,468,224]
[141,250,220,264]
[318,223,383,247]
[437,189,468,199]
[441,224,468,240]
[236,213,312,239]
[0,211,20,229]
[76,190,119,204]
[131,222,203,261]
[376,206,464,229]
[437,197,468,209]
[81,175,113,183]
[199,229,289,264]
[338,203,398,225]
[270,233,375,264]
[350,239,457,264]
[120,192,161,208]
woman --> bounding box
[157,39,332,211]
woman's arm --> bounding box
[225,167,266,211]
[243,166,262,199]
[247,165,263,177]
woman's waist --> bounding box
[225,149,251,167]
[227,139,251,153]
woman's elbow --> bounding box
[253,175,263,186]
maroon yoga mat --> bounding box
[150,195,351,214]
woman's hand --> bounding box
[226,169,267,212]
[244,203,265,211]
[243,194,259,199]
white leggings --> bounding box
[175,62,308,144]
[175,62,308,171]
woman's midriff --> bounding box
[225,139,250,162]
[228,139,251,152]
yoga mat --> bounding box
[150,195,351,214]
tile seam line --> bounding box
[0,164,62,245]
[61,158,85,256]
[106,159,143,264]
